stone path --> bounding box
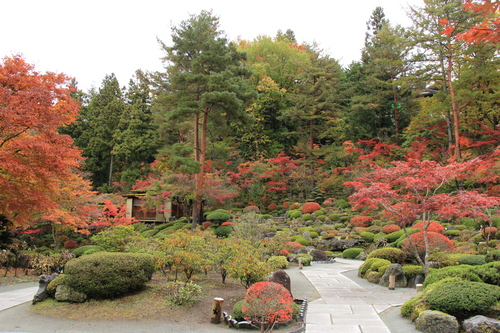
[0,286,38,311]
[301,258,417,333]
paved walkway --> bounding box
[301,258,417,333]
[0,285,38,311]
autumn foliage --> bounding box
[402,231,455,258]
[242,281,294,332]
[350,216,374,228]
[411,221,445,234]
[0,55,96,228]
[381,224,401,234]
[301,202,321,214]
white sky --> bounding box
[1,0,423,92]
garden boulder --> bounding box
[463,315,500,333]
[415,310,459,333]
[379,263,407,288]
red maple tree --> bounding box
[345,157,500,275]
[0,55,95,228]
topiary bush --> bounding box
[291,235,309,246]
[382,224,401,234]
[474,261,500,286]
[360,232,375,243]
[342,248,365,259]
[367,247,406,264]
[370,258,391,272]
[288,210,302,219]
[301,202,321,214]
[402,231,454,259]
[64,252,155,299]
[302,213,313,221]
[402,265,424,279]
[461,217,480,229]
[458,255,486,266]
[359,258,379,276]
[205,209,232,225]
[485,250,500,263]
[350,216,374,228]
[423,265,482,288]
[233,299,245,321]
[427,281,500,320]
[411,220,445,234]
[214,225,233,238]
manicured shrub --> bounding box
[301,202,321,214]
[485,249,500,263]
[309,231,319,239]
[291,236,309,246]
[483,227,498,238]
[461,217,480,229]
[242,282,295,329]
[342,248,364,259]
[288,210,302,219]
[298,226,314,233]
[385,229,406,243]
[202,221,212,230]
[71,245,103,257]
[165,281,203,305]
[268,203,277,211]
[458,255,486,266]
[382,224,401,234]
[295,254,313,266]
[359,258,378,276]
[243,206,260,213]
[423,265,482,288]
[64,252,155,299]
[282,202,289,209]
[367,247,405,264]
[206,209,231,224]
[402,231,454,259]
[316,215,326,222]
[291,202,300,210]
[336,199,350,209]
[233,299,245,321]
[411,220,444,234]
[302,213,313,221]
[286,241,302,252]
[46,274,66,297]
[474,261,500,285]
[402,265,424,279]
[350,216,374,228]
[91,225,139,252]
[444,229,461,237]
[427,281,500,319]
[267,256,289,269]
[360,232,375,243]
[214,225,233,238]
[329,213,341,222]
[370,258,391,272]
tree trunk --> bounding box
[446,47,461,162]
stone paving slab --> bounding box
[0,287,37,311]
[301,258,416,333]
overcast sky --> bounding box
[1,0,423,92]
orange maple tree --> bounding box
[0,55,95,229]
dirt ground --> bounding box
[0,263,318,333]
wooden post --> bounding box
[389,276,396,290]
[416,284,423,293]
[210,297,224,324]
[298,257,303,270]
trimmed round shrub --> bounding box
[302,213,313,221]
[244,206,260,213]
[402,231,454,259]
[458,255,486,266]
[342,248,364,259]
[206,209,231,224]
[461,217,480,230]
[367,247,405,264]
[63,240,78,249]
[214,225,233,238]
[291,236,309,246]
[359,258,378,276]
[64,252,155,299]
[411,220,444,234]
[309,231,319,239]
[301,202,321,214]
[423,265,482,288]
[427,281,500,319]
[385,229,405,243]
[360,232,375,243]
[350,216,374,228]
[483,227,498,238]
[268,203,277,211]
[370,258,391,272]
[288,210,302,219]
[475,261,500,285]
[291,202,300,210]
[316,215,326,222]
[71,245,103,257]
[295,253,313,266]
[402,265,424,279]
[233,299,245,321]
[485,250,500,263]
[46,274,66,297]
[444,229,461,237]
[382,224,401,234]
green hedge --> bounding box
[427,281,500,319]
[458,255,486,266]
[342,248,364,259]
[367,247,405,264]
[64,252,155,299]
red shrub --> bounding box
[268,203,277,211]
[291,202,300,210]
[222,221,236,226]
[323,198,336,206]
[282,202,290,209]
[286,241,303,252]
[301,202,321,214]
[243,206,260,213]
[350,216,374,227]
[402,231,454,258]
[276,249,290,256]
[412,220,444,234]
[63,240,78,249]
[242,281,294,327]
[382,224,401,234]
[202,221,213,230]
[483,227,498,237]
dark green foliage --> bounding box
[359,258,379,276]
[461,217,480,230]
[485,250,500,263]
[142,229,159,238]
[458,255,486,266]
[214,225,233,238]
[401,293,424,318]
[289,210,302,219]
[367,247,405,264]
[342,248,364,259]
[291,235,309,246]
[206,209,232,225]
[444,229,461,237]
[302,214,312,221]
[336,199,350,209]
[70,245,103,257]
[423,265,482,288]
[64,252,155,299]
[427,281,500,319]
[370,258,391,272]
[47,274,66,297]
[475,262,500,286]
